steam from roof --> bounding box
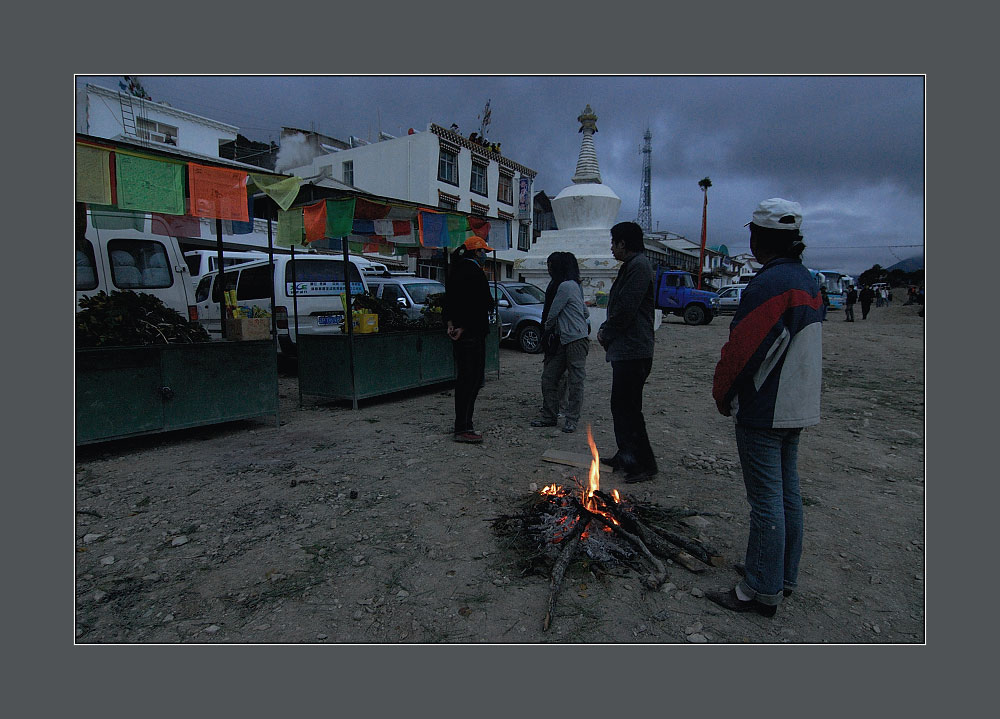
[275,133,316,173]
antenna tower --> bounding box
[636,127,652,233]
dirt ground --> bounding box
[74,299,925,644]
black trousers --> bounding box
[452,333,486,433]
[861,301,871,319]
[610,358,657,472]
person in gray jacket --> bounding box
[531,253,590,433]
[597,221,658,482]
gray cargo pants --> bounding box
[539,337,589,423]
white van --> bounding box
[193,254,370,354]
[76,207,199,321]
[183,249,271,289]
[366,275,446,320]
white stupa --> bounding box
[514,105,659,337]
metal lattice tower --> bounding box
[636,128,652,233]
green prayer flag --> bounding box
[276,208,304,248]
[325,198,356,239]
[348,241,364,254]
[115,154,186,215]
[89,204,145,231]
[446,213,469,248]
[249,173,302,211]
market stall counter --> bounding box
[75,340,279,445]
[297,325,500,406]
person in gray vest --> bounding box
[531,252,590,434]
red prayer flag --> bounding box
[303,200,327,243]
[188,163,249,221]
[468,216,491,239]
[151,213,201,237]
[353,198,391,220]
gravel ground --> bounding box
[74,300,925,644]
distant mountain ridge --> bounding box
[886,255,923,272]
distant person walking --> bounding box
[442,236,496,444]
[845,285,857,321]
[597,221,658,483]
[709,198,823,618]
[820,286,830,321]
[860,285,875,319]
[531,252,590,434]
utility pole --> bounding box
[697,177,712,289]
[636,128,652,233]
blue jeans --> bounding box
[734,425,804,606]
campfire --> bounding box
[493,426,724,631]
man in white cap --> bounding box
[708,198,824,617]
[442,236,496,444]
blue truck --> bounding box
[654,269,720,325]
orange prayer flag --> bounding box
[188,163,249,221]
[303,201,327,243]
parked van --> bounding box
[183,249,270,289]
[366,275,446,320]
[76,207,199,321]
[194,254,370,354]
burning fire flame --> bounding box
[538,426,624,543]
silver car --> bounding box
[492,281,547,353]
[715,284,747,314]
[367,275,446,320]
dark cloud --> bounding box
[75,75,924,276]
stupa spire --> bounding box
[571,104,602,184]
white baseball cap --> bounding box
[748,198,803,230]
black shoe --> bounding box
[561,421,577,433]
[734,563,793,597]
[606,453,625,472]
[622,467,657,483]
[704,588,777,618]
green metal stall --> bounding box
[297,326,500,406]
[75,340,279,445]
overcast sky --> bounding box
[75,75,924,277]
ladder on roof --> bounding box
[118,91,139,140]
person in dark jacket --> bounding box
[442,236,496,444]
[859,285,875,319]
[597,221,658,483]
[845,285,858,321]
[707,198,823,618]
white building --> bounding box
[75,82,239,158]
[285,123,537,275]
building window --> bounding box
[438,189,459,211]
[517,222,530,251]
[471,162,488,196]
[342,160,354,185]
[497,172,513,205]
[136,118,178,146]
[438,147,458,185]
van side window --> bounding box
[238,265,272,300]
[195,275,212,303]
[108,239,172,289]
[212,270,239,303]
[284,258,364,296]
[76,238,98,291]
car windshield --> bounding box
[506,284,545,305]
[404,281,445,304]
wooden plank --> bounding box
[542,449,613,474]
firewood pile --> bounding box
[492,480,724,631]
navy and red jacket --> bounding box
[712,257,823,429]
